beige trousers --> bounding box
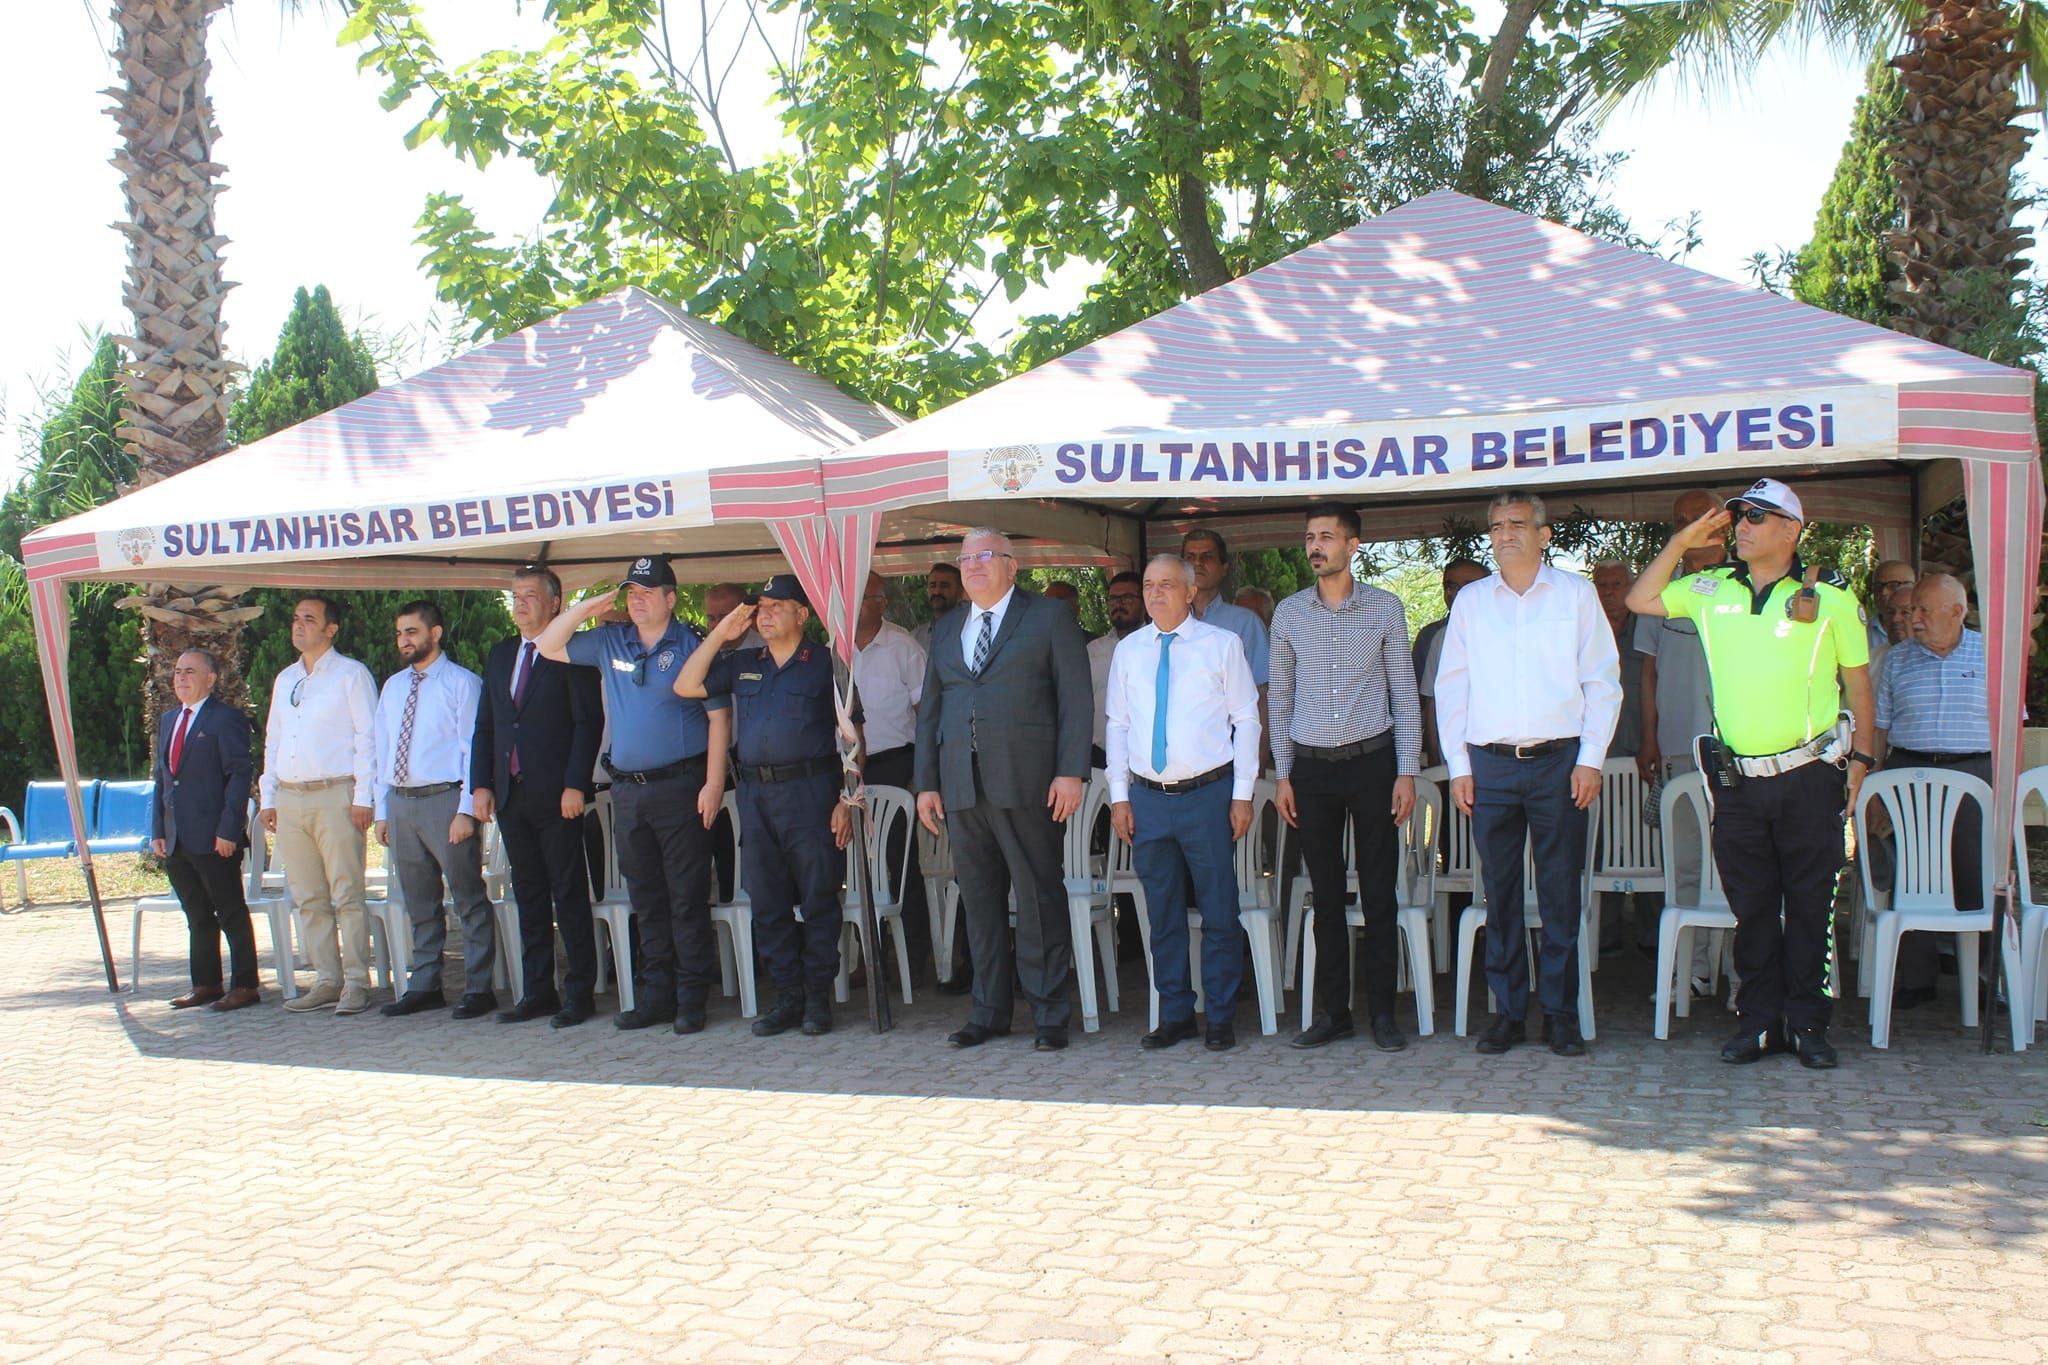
[275,782,372,989]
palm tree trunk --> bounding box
[108,0,250,735]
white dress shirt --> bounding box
[960,586,1016,662]
[372,652,485,819]
[1086,630,1125,750]
[1104,616,1261,802]
[851,620,926,753]
[259,649,378,809]
[1434,564,1621,781]
[508,632,542,700]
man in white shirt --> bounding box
[375,600,495,1020]
[260,596,379,1015]
[1436,490,1621,1058]
[853,571,942,984]
[1087,571,1145,766]
[1107,556,1260,1052]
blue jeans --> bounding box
[1469,745,1587,1022]
[1131,779,1242,1023]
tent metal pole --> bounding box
[84,855,118,993]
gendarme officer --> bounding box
[537,554,732,1035]
[1628,478,1874,1071]
[676,575,857,1037]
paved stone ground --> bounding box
[2,903,2045,1363]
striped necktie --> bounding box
[971,610,995,674]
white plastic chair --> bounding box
[1059,774,1121,1032]
[1856,767,2021,1048]
[1296,780,1439,1035]
[2013,765,2048,1049]
[708,790,758,1018]
[1591,757,1662,966]
[916,815,961,985]
[588,791,638,1014]
[1452,790,1601,1039]
[1422,764,1472,972]
[130,800,298,997]
[1650,772,1733,1040]
[835,785,917,1007]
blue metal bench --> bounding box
[86,780,156,857]
[1,780,102,906]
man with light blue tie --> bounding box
[1106,556,1262,1052]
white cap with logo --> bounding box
[1725,477,1804,524]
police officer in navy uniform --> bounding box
[536,554,732,1035]
[676,575,859,1037]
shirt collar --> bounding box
[1307,578,1367,611]
[970,587,1015,621]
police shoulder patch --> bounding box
[1689,575,1721,596]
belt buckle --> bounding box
[628,771,649,785]
[1513,741,1543,760]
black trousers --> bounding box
[1712,759,1845,1032]
[500,776,596,1006]
[948,761,1075,1031]
[612,768,717,1010]
[864,745,934,976]
[1292,743,1400,1021]
[165,844,259,990]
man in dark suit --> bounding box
[915,528,1093,1052]
[471,566,605,1027]
[151,647,259,1011]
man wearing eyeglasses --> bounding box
[915,528,1093,1052]
[537,555,732,1035]
[260,596,379,1016]
[1629,477,1874,1071]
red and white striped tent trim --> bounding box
[813,190,2043,925]
[20,288,900,964]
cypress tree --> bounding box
[1789,62,1903,327]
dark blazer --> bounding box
[913,588,1092,811]
[471,635,604,801]
[152,699,253,855]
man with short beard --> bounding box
[910,562,963,651]
[377,600,496,1020]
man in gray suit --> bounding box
[915,528,1094,1051]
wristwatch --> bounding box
[1848,751,1875,769]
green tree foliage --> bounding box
[1788,61,1903,326]
[0,340,150,810]
[228,286,513,730]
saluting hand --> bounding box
[1672,508,1731,552]
[711,602,757,643]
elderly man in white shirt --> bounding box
[374,600,496,1020]
[1106,556,1261,1052]
[260,595,380,1015]
[1436,490,1620,1059]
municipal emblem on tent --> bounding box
[114,527,156,567]
[984,444,1043,493]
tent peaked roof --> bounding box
[22,286,900,587]
[840,189,2031,464]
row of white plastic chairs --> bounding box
[129,763,2048,1053]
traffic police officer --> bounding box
[1628,478,1874,1071]
[676,575,858,1037]
[536,555,732,1034]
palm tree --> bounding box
[105,0,256,731]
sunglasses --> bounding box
[290,677,307,707]
[1733,505,1793,525]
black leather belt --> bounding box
[742,755,839,785]
[390,781,462,798]
[1887,747,1990,767]
[1295,731,1392,763]
[1478,738,1575,759]
[603,755,707,785]
[1132,762,1234,795]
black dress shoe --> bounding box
[1291,1014,1356,1049]
[1544,1016,1586,1057]
[1370,1015,1408,1053]
[1204,1023,1236,1052]
[752,993,805,1038]
[1719,1023,1785,1064]
[946,1022,1010,1048]
[497,996,559,1023]
[550,1000,595,1029]
[613,1004,676,1031]
[1789,1025,1838,1070]
[1033,1030,1069,1052]
[451,993,497,1020]
[1894,984,1938,1010]
[1475,1017,1526,1054]
[673,1007,709,1035]
[381,991,447,1018]
[170,985,225,1009]
[1140,1018,1199,1050]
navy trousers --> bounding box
[1130,779,1242,1023]
[738,772,846,993]
[1469,744,1587,1023]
